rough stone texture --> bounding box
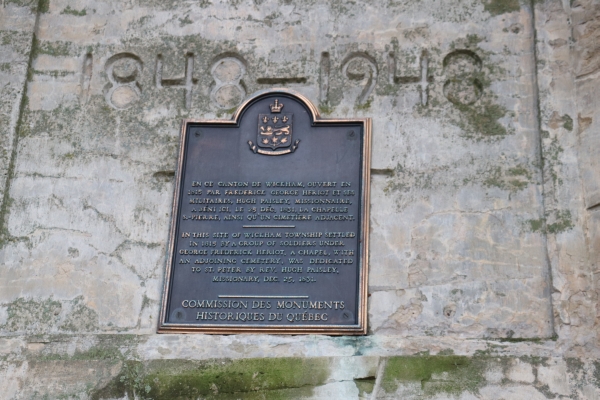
[0,2,37,218]
[1,0,553,338]
[1,340,600,399]
[0,0,599,398]
[534,0,600,359]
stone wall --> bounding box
[0,0,599,398]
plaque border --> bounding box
[158,89,371,335]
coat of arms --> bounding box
[248,99,300,155]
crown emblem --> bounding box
[269,99,284,113]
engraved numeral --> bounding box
[387,50,431,106]
[419,51,430,106]
[443,50,483,106]
[80,53,93,104]
[155,52,197,109]
[210,55,247,109]
[341,52,378,105]
[95,44,484,111]
[319,51,330,104]
[103,53,143,110]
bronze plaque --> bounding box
[158,89,371,334]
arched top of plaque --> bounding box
[231,89,321,125]
[181,89,371,156]
[161,89,371,335]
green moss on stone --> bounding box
[547,210,574,234]
[2,297,62,333]
[526,218,544,233]
[37,40,72,57]
[215,106,238,118]
[566,358,585,375]
[593,361,600,384]
[495,337,543,343]
[381,356,485,396]
[483,166,504,189]
[508,166,529,177]
[93,358,330,400]
[38,0,49,13]
[150,358,329,398]
[0,32,14,46]
[179,15,193,26]
[507,179,527,190]
[36,334,137,362]
[483,0,520,16]
[58,296,100,332]
[481,165,530,191]
[71,347,125,361]
[525,209,574,234]
[355,98,372,110]
[515,355,547,366]
[544,135,564,187]
[60,6,86,16]
[456,101,508,137]
[2,296,102,335]
[562,114,573,131]
[318,102,334,115]
[32,69,74,78]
